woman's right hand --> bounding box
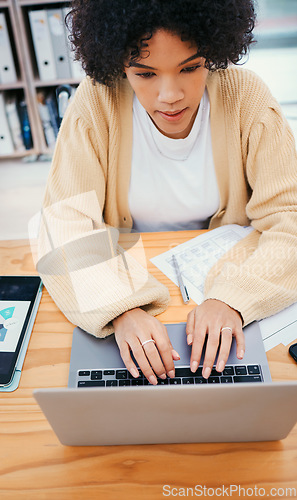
[113,308,180,385]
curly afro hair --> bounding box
[68,0,256,86]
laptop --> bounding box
[34,321,297,446]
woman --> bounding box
[37,0,297,385]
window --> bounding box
[254,0,297,49]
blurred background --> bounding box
[0,0,297,240]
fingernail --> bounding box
[131,367,139,378]
[217,361,224,373]
[149,375,157,385]
[168,370,175,378]
[187,334,193,345]
[172,349,180,360]
[238,350,244,359]
[160,373,167,379]
[191,361,198,373]
[203,367,211,379]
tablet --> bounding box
[0,276,42,387]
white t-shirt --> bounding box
[128,90,220,232]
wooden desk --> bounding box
[1,233,297,500]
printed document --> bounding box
[150,224,297,351]
[151,224,253,305]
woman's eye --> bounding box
[182,65,201,73]
[136,72,155,79]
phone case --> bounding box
[289,343,297,363]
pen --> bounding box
[172,254,190,304]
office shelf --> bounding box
[0,0,83,158]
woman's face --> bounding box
[124,29,209,139]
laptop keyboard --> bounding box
[76,364,263,387]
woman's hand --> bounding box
[186,299,244,379]
[113,308,180,385]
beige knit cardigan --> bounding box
[37,66,297,337]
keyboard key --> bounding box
[78,370,90,377]
[78,380,105,387]
[248,365,260,375]
[157,379,168,385]
[132,379,144,386]
[211,368,222,376]
[220,376,233,384]
[170,378,181,385]
[116,370,128,379]
[104,370,115,376]
[119,379,131,386]
[223,366,234,376]
[91,370,102,380]
[176,368,193,377]
[195,377,207,384]
[128,369,143,379]
[233,375,262,383]
[208,377,220,384]
[182,378,194,384]
[106,380,118,386]
[192,367,203,376]
[235,366,247,375]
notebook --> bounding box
[33,321,297,446]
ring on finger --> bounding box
[221,326,232,334]
[141,339,156,348]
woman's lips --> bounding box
[157,108,187,122]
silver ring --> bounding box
[141,339,156,348]
[221,327,233,334]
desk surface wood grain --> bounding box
[0,234,297,500]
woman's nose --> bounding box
[157,77,184,104]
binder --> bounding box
[47,8,72,80]
[62,7,85,80]
[0,93,14,155]
[36,90,56,149]
[5,95,25,152]
[28,9,57,81]
[56,84,74,126]
[0,12,17,84]
[17,100,33,150]
[45,91,59,137]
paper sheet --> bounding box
[151,224,253,305]
[259,302,297,351]
[150,224,297,351]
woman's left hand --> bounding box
[186,299,245,379]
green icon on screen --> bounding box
[0,307,15,320]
